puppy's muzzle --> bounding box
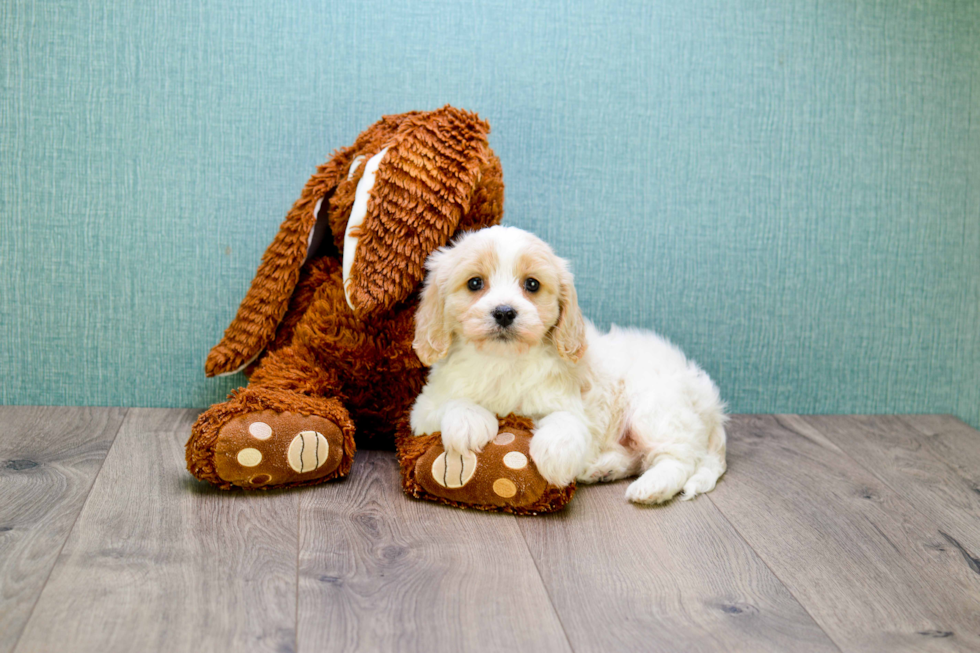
[491,305,518,328]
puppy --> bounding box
[410,226,727,504]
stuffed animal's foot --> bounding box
[211,410,346,488]
[187,389,356,490]
[399,417,575,514]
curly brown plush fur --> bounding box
[186,106,573,513]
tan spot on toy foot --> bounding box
[502,451,527,470]
[431,451,478,488]
[493,478,517,498]
[237,448,263,467]
[250,474,271,486]
[493,431,515,446]
[248,421,272,440]
[287,431,329,473]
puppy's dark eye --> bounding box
[467,277,484,291]
[524,278,540,293]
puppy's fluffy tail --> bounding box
[681,420,727,500]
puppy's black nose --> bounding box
[492,305,517,327]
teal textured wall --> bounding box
[2,1,978,427]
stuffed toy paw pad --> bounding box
[213,410,346,488]
[397,417,576,514]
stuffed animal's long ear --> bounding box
[204,147,356,377]
[412,252,452,366]
[342,106,492,317]
[552,261,588,363]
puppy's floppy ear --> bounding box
[553,260,588,363]
[412,250,452,365]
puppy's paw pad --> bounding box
[215,411,345,488]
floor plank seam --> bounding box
[704,492,845,653]
[11,412,976,652]
[897,416,973,453]
[294,490,301,653]
[899,415,980,496]
[793,416,979,558]
[9,408,130,653]
[515,520,578,653]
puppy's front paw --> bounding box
[440,401,498,455]
[529,419,590,487]
[410,395,440,436]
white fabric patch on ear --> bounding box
[347,155,366,180]
[503,451,528,470]
[307,197,323,255]
[343,147,389,310]
[213,348,263,377]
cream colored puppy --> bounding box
[410,226,727,504]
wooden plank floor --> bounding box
[2,408,979,652]
[0,407,126,653]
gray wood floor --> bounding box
[2,408,979,652]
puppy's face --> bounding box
[414,226,587,364]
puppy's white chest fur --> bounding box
[412,339,583,434]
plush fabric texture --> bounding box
[186,386,357,490]
[184,107,573,513]
[396,414,576,515]
[2,1,978,429]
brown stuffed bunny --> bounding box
[186,106,574,514]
